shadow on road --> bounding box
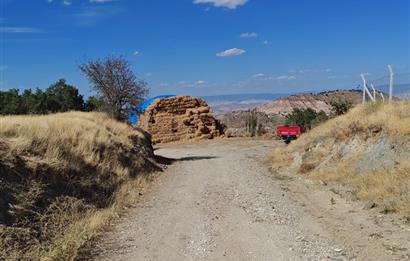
[155,155,218,165]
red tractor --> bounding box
[276,125,303,144]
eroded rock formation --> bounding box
[257,90,365,115]
[138,96,223,144]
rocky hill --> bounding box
[270,101,410,218]
[138,96,223,144]
[257,90,364,115]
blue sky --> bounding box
[0,0,409,97]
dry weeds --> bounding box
[0,112,159,260]
[271,101,410,218]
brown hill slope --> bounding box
[0,112,159,260]
[258,90,364,115]
[270,101,410,217]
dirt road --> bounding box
[91,139,410,261]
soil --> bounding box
[90,139,410,261]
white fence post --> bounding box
[371,84,376,101]
[388,64,394,102]
[361,74,366,104]
[361,74,375,103]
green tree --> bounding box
[311,110,329,127]
[21,88,48,114]
[84,96,104,112]
[257,123,265,136]
[330,97,353,116]
[245,109,258,136]
[286,108,318,129]
[0,89,24,115]
[45,79,84,112]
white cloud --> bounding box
[265,75,296,81]
[63,0,72,6]
[133,50,139,56]
[328,75,350,79]
[145,73,152,77]
[193,0,248,9]
[216,48,245,57]
[263,40,269,45]
[195,80,205,85]
[299,68,333,74]
[252,73,264,78]
[240,32,258,38]
[0,27,41,33]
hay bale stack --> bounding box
[138,96,223,143]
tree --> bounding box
[79,56,148,121]
[311,110,329,127]
[84,96,104,112]
[330,97,353,116]
[246,109,258,137]
[21,88,48,114]
[0,89,23,115]
[45,79,84,112]
[286,108,318,129]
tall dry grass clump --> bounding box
[0,112,159,260]
[270,101,410,217]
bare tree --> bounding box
[79,56,148,121]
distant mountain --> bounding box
[201,93,286,114]
[257,90,365,115]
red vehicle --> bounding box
[276,125,303,144]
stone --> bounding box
[363,201,377,210]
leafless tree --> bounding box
[79,56,148,121]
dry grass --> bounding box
[0,112,159,260]
[270,101,410,218]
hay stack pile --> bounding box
[138,96,223,143]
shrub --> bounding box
[330,97,353,116]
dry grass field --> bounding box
[270,101,410,218]
[0,112,159,260]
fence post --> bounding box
[361,74,366,104]
[388,65,394,102]
[371,84,376,101]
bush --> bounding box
[330,97,353,116]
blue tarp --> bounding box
[129,95,175,125]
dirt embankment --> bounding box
[0,112,160,261]
[270,102,410,217]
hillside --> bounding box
[258,90,364,115]
[0,112,159,260]
[270,101,410,217]
[202,93,285,115]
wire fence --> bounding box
[361,66,410,103]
